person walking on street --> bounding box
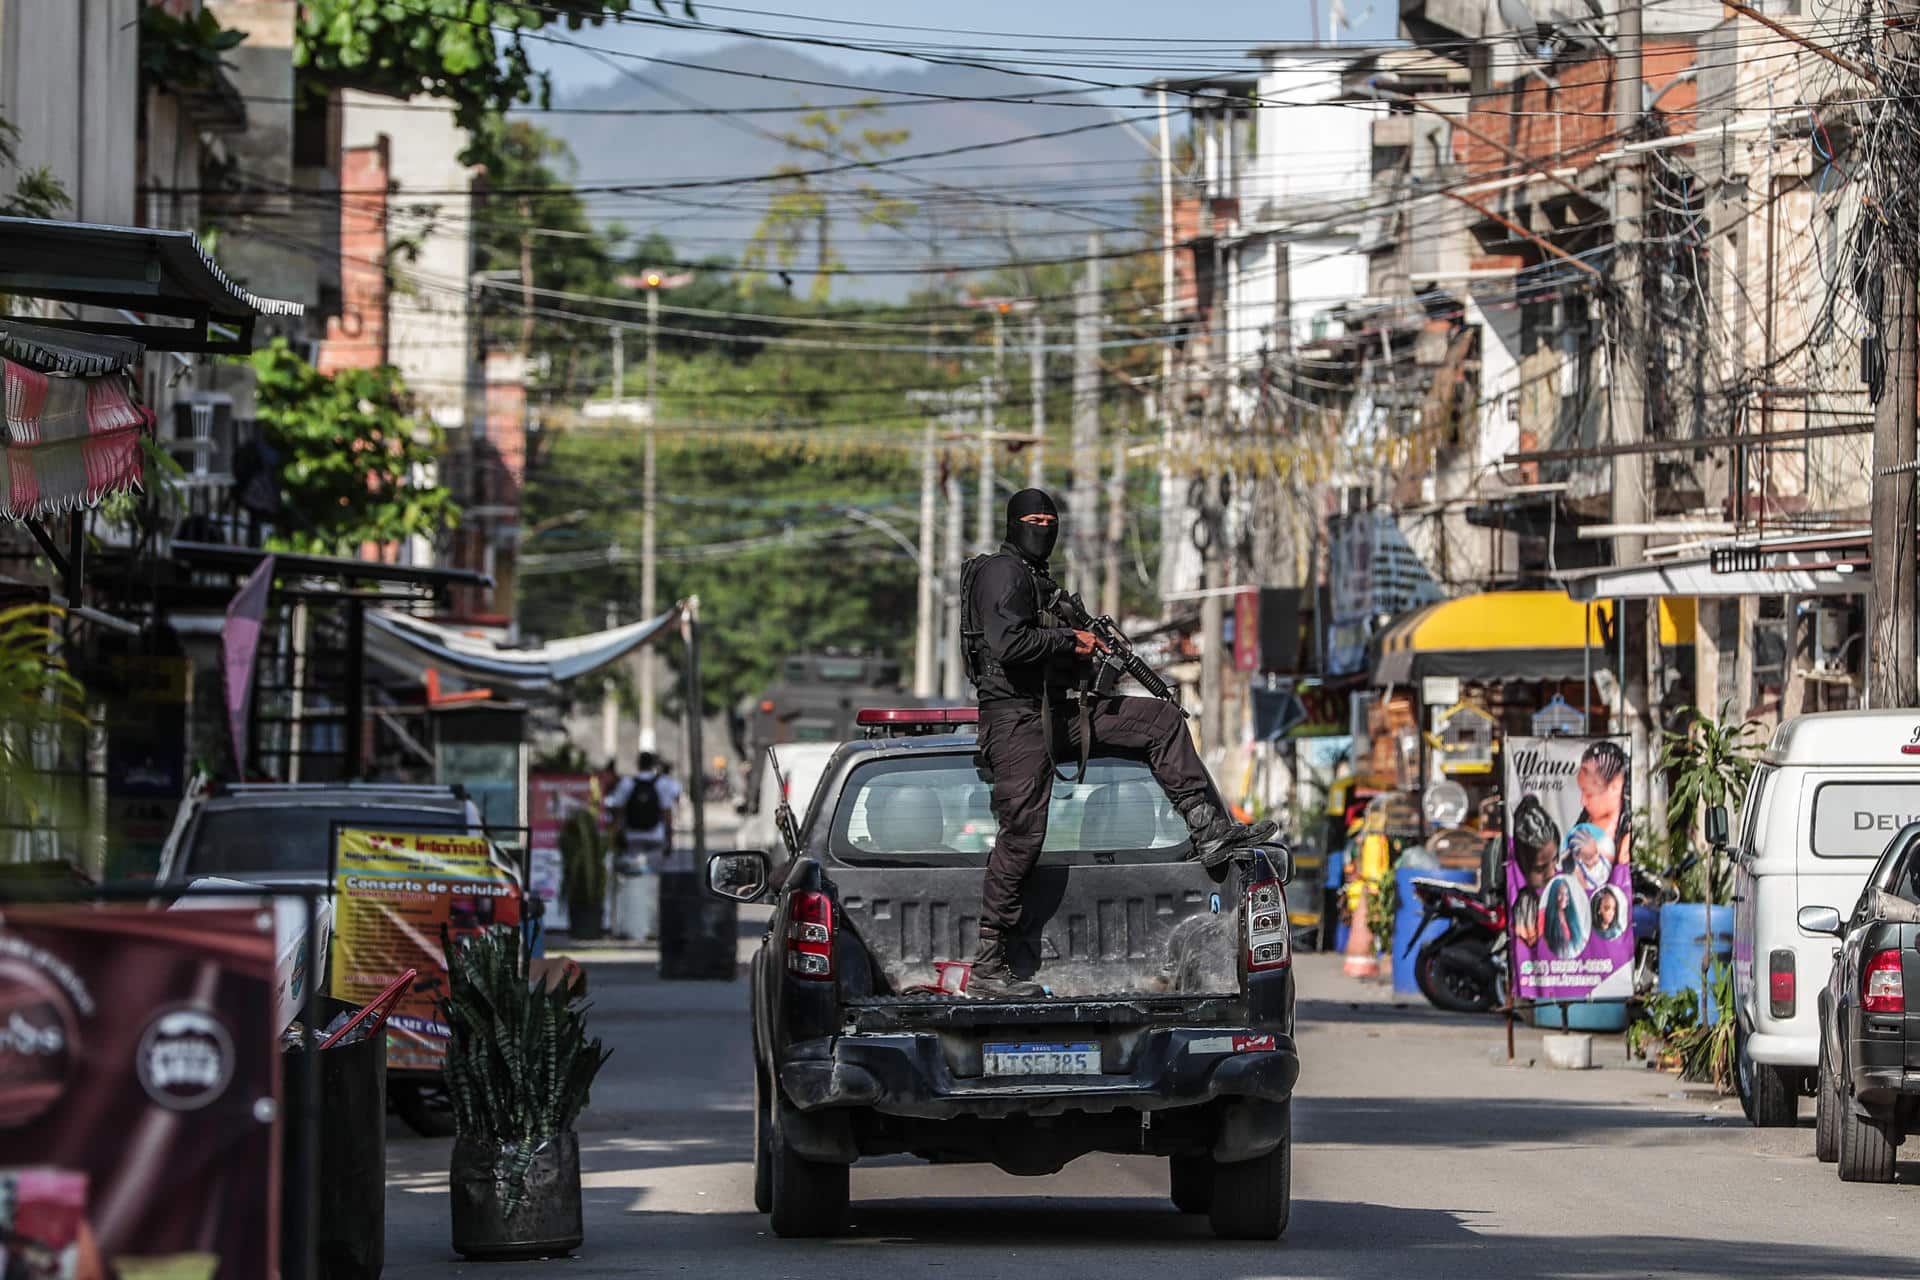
[604,751,680,940]
[962,488,1277,997]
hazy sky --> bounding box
[532,1,1404,97]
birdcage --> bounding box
[1531,693,1586,737]
[1431,701,1496,775]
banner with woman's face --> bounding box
[1503,735,1636,1001]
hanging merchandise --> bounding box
[1532,694,1586,737]
[1430,701,1497,775]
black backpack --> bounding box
[624,773,664,830]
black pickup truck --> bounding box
[706,707,1299,1240]
[1807,820,1920,1183]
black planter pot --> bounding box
[449,1132,584,1261]
[567,896,605,941]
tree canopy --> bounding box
[293,1,691,169]
[246,339,460,555]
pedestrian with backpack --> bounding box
[604,751,677,940]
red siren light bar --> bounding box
[855,707,981,728]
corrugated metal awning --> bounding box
[0,216,303,353]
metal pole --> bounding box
[915,422,937,696]
[1103,431,1125,618]
[977,376,996,553]
[611,326,623,410]
[683,601,707,863]
[942,462,964,699]
[641,291,659,751]
[1610,0,1653,812]
[1028,313,1046,487]
[345,598,365,779]
[1072,233,1102,582]
[1157,85,1179,613]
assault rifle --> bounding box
[1041,584,1191,719]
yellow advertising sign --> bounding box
[330,827,522,1071]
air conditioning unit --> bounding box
[1808,602,1854,677]
[171,392,236,485]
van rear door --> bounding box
[1798,774,1920,913]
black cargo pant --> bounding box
[976,694,1214,938]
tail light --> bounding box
[1863,949,1905,1013]
[1768,949,1796,1019]
[786,891,834,980]
[1246,878,1290,972]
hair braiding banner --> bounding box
[1503,736,1636,1001]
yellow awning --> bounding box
[1373,591,1694,685]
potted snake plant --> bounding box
[441,925,611,1260]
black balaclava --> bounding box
[1004,488,1060,566]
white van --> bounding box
[735,742,840,858]
[1732,709,1920,1126]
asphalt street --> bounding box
[384,945,1920,1278]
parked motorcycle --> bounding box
[1405,876,1508,1013]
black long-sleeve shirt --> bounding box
[970,546,1080,704]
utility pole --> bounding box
[1072,233,1102,586]
[639,287,659,752]
[976,377,996,553]
[1609,0,1653,800]
[1102,432,1126,618]
[915,422,938,697]
[1870,8,1920,707]
[942,461,965,699]
[1156,85,1180,613]
[1028,313,1046,487]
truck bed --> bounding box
[832,860,1244,1001]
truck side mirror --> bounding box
[706,850,770,903]
[1797,905,1843,938]
[1705,805,1729,849]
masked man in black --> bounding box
[963,488,1277,996]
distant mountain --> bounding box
[531,44,1156,300]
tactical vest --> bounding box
[960,551,1068,688]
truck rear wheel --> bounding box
[1837,1102,1898,1184]
[752,1065,773,1213]
[1815,1043,1840,1165]
[769,1105,851,1237]
[1169,1156,1212,1214]
[1208,1104,1291,1240]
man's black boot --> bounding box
[1181,801,1281,869]
[969,929,1045,998]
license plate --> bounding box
[981,1042,1099,1076]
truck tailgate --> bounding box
[833,860,1240,999]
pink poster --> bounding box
[221,554,274,771]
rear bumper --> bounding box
[1851,1065,1919,1110]
[777,1026,1299,1122]
[1745,1028,1817,1068]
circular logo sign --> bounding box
[0,957,77,1129]
[136,1006,235,1112]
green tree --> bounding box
[245,338,459,555]
[293,1,690,169]
[0,605,86,826]
[471,117,623,379]
[0,115,68,220]
[742,103,914,304]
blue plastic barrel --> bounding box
[1392,866,1477,995]
[1657,903,1734,1020]
[1534,1001,1629,1031]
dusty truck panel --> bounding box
[836,862,1240,998]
